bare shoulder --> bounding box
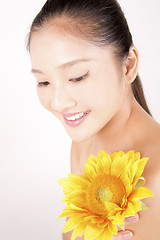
[130,120,160,239]
[143,120,160,168]
[142,119,160,199]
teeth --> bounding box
[65,111,88,121]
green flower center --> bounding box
[98,187,113,203]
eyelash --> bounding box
[38,81,50,87]
[69,71,89,83]
[37,71,89,87]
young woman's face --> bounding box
[30,27,129,142]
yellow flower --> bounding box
[58,150,153,240]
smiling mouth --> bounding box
[62,110,90,126]
[64,111,90,121]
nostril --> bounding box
[50,95,77,113]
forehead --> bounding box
[30,28,91,60]
[29,27,118,71]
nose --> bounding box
[50,85,77,113]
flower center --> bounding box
[98,187,112,203]
[87,174,126,218]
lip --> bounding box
[62,110,90,127]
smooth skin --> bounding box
[30,25,160,239]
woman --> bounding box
[27,0,160,239]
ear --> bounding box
[123,46,139,84]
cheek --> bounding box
[82,80,121,109]
[37,88,51,111]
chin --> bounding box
[69,134,87,143]
[67,130,94,143]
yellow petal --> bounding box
[111,156,127,178]
[129,187,154,201]
[125,183,133,196]
[97,158,105,175]
[59,204,86,217]
[88,155,97,168]
[57,177,69,187]
[130,161,138,183]
[97,150,109,160]
[108,222,118,235]
[84,224,104,240]
[68,174,91,188]
[134,152,141,161]
[124,202,136,217]
[57,206,77,219]
[103,155,112,175]
[57,178,73,194]
[110,152,119,161]
[131,200,141,212]
[132,158,148,186]
[96,151,112,174]
[118,151,125,157]
[84,162,97,181]
[97,228,113,240]
[104,202,122,217]
[120,171,130,189]
[127,150,135,162]
[118,223,125,231]
[109,211,125,225]
[71,222,88,240]
[63,217,78,232]
[88,154,97,162]
[69,203,88,212]
[62,189,87,207]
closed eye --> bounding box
[38,81,50,87]
[69,71,89,83]
[37,71,89,86]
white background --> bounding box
[0,1,160,240]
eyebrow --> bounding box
[31,57,93,74]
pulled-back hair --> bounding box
[28,0,151,116]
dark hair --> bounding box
[28,0,152,116]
